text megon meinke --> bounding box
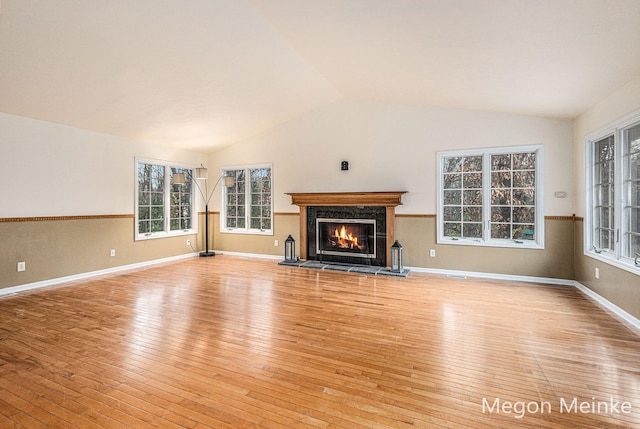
[482,397,632,419]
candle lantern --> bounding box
[390,240,404,273]
[284,235,296,262]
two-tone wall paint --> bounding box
[206,99,575,278]
[1,93,638,321]
[0,112,208,289]
[572,76,640,321]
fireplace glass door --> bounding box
[316,218,376,259]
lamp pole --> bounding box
[175,169,234,257]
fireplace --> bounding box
[307,205,386,266]
[316,218,376,259]
[286,192,406,267]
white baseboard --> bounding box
[3,251,638,334]
[215,250,283,260]
[0,253,198,297]
[408,266,640,333]
[406,265,576,286]
[572,281,640,333]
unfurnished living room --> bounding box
[1,1,640,428]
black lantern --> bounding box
[284,235,296,262]
[390,240,404,273]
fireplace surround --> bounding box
[287,192,406,267]
[309,206,385,266]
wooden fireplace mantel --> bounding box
[286,191,407,266]
[287,191,406,207]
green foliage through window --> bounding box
[136,160,194,238]
[439,146,542,248]
[223,165,272,234]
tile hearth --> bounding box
[278,259,410,277]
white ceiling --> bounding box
[1,0,639,152]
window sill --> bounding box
[221,228,274,236]
[585,251,640,276]
[135,229,197,241]
[437,237,544,250]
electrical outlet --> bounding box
[110,249,116,257]
[595,267,600,279]
[274,239,278,247]
[17,262,26,272]
[186,239,191,246]
[429,249,436,257]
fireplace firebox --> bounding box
[307,205,386,266]
[316,218,376,259]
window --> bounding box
[592,136,615,252]
[586,113,640,272]
[221,164,272,235]
[169,167,193,231]
[136,158,195,240]
[623,125,640,261]
[437,145,543,248]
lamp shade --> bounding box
[195,167,208,179]
[222,176,235,187]
[173,172,186,185]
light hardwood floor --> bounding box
[0,256,638,428]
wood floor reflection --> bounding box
[0,256,638,428]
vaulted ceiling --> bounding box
[1,0,639,151]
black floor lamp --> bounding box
[174,167,235,257]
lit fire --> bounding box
[332,225,364,250]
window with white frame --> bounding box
[586,114,640,271]
[136,158,196,240]
[437,146,543,248]
[592,136,616,253]
[221,164,273,235]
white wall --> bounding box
[573,75,640,217]
[0,112,208,217]
[208,99,574,215]
[0,99,574,218]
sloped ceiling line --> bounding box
[1,0,639,151]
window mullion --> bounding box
[534,146,544,248]
[245,168,251,231]
[584,139,593,253]
[615,132,623,260]
[483,153,491,242]
[164,165,171,233]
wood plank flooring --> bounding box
[0,256,639,428]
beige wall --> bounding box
[2,89,638,321]
[209,212,575,280]
[0,112,208,291]
[396,216,574,279]
[206,99,576,280]
[0,216,200,289]
[213,212,300,257]
[574,221,640,320]
[572,75,640,321]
